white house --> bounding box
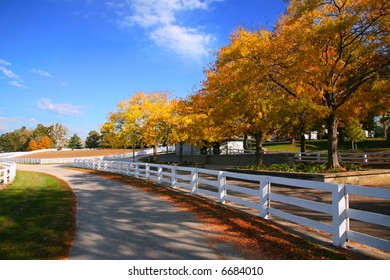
[175,140,245,156]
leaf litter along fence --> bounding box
[74,159,390,253]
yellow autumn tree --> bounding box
[203,28,285,165]
[179,89,229,152]
[100,117,127,149]
[171,98,195,162]
[103,92,175,161]
[266,0,390,168]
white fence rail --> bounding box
[74,159,390,253]
[103,146,175,160]
[4,157,105,164]
[295,152,390,165]
[1,146,175,164]
[0,161,17,185]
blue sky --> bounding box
[0,0,288,139]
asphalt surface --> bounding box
[16,164,242,260]
[14,163,390,260]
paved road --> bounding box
[16,164,242,260]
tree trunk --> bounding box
[179,142,184,163]
[243,133,248,150]
[326,113,343,169]
[153,144,158,162]
[254,132,263,166]
[300,132,306,153]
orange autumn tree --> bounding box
[26,139,39,151]
[203,28,288,165]
[171,98,197,162]
[38,135,52,149]
[266,0,390,168]
[179,89,230,153]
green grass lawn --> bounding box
[0,171,76,259]
[262,138,390,153]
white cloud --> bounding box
[38,98,85,116]
[9,80,28,88]
[0,60,28,88]
[112,0,217,59]
[150,24,212,58]
[0,59,11,66]
[0,66,19,80]
[31,68,54,78]
[125,0,180,27]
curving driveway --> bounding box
[16,164,242,260]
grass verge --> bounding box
[262,139,390,153]
[240,163,368,173]
[70,167,369,260]
[0,171,76,260]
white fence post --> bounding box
[332,184,348,248]
[218,171,227,204]
[145,163,150,180]
[171,166,177,188]
[364,154,368,164]
[134,163,138,178]
[259,177,271,219]
[9,163,16,181]
[3,170,8,185]
[157,165,163,184]
[191,168,198,194]
[126,162,130,175]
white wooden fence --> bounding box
[1,146,175,164]
[4,157,106,164]
[103,146,175,160]
[0,161,16,185]
[295,152,390,165]
[74,159,390,253]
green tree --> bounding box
[85,130,101,149]
[32,124,51,142]
[68,134,82,149]
[345,120,366,150]
[0,126,31,152]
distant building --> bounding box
[304,131,318,140]
[175,140,245,156]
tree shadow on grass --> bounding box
[0,171,76,260]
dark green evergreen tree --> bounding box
[68,134,83,149]
[85,130,101,149]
